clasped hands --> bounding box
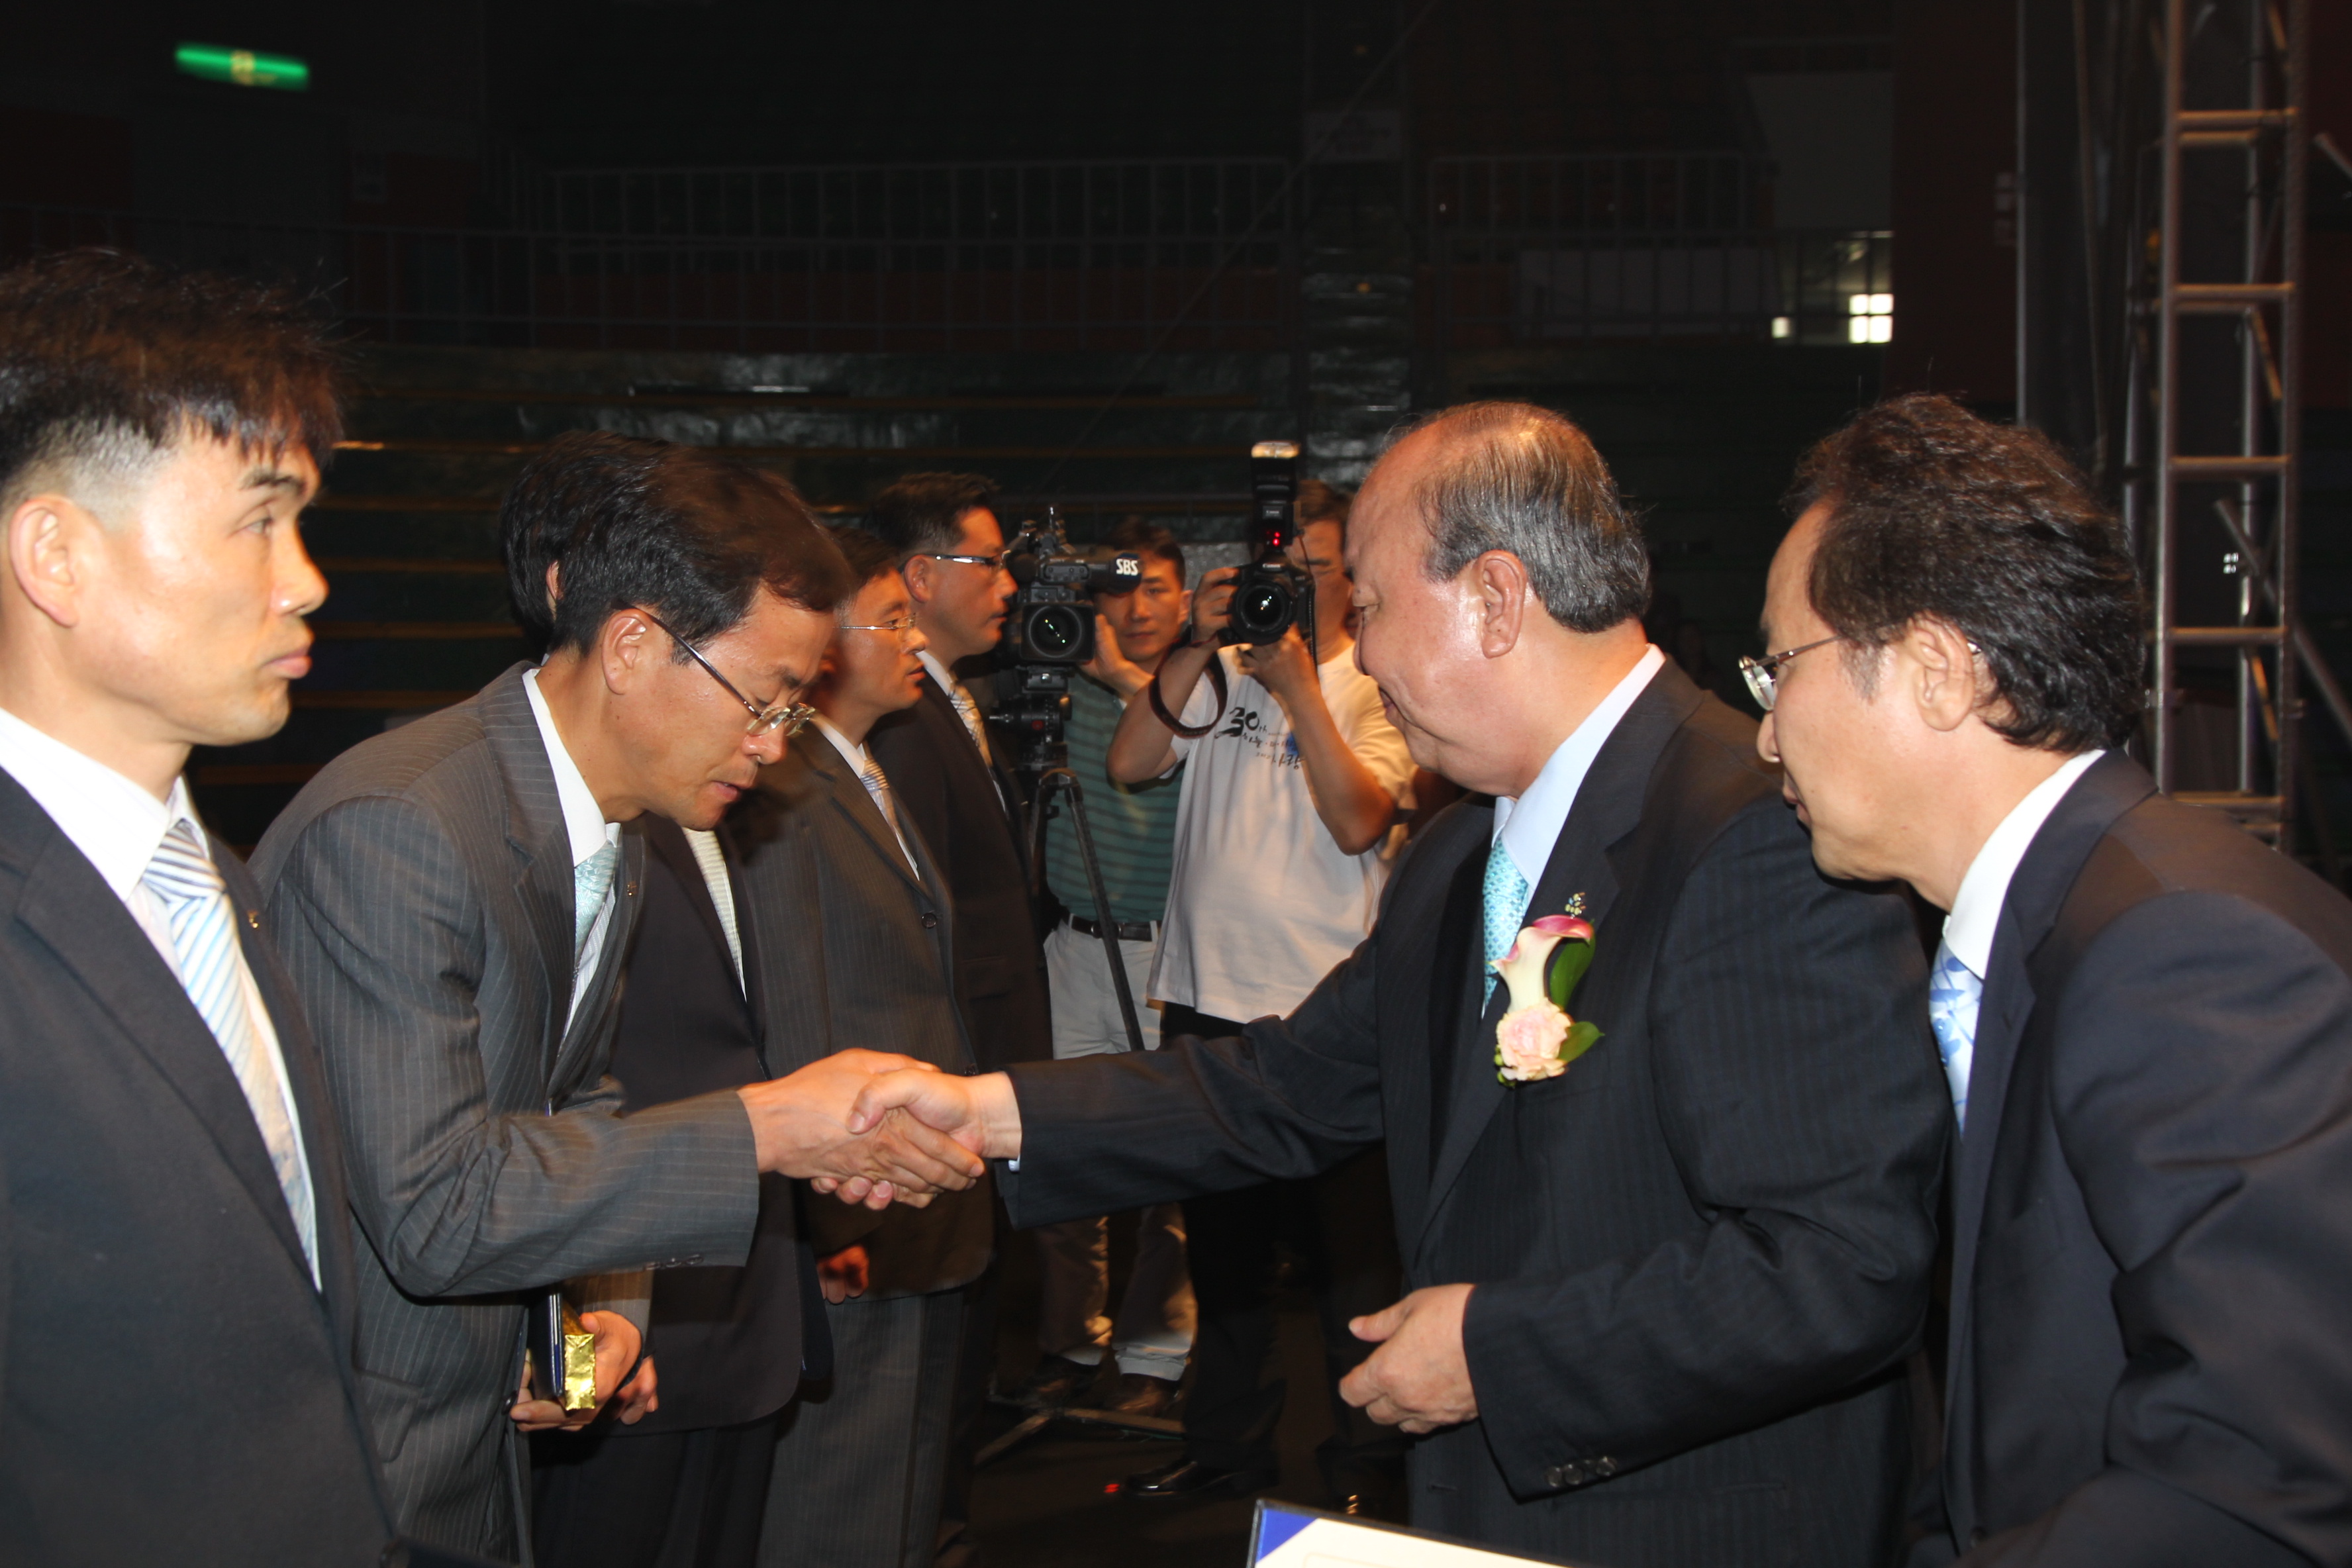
[828,1068,1480,1433]
[738,1049,988,1209]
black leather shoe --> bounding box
[1099,1372,1181,1418]
[1012,1353,1099,1410]
[1117,1457,1274,1500]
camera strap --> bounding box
[1148,641,1229,738]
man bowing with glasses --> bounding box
[252,432,983,1565]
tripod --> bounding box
[1019,760,1148,1056]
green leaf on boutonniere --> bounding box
[1559,1020,1603,1064]
[1546,936,1595,1010]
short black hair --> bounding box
[1108,516,1185,583]
[1790,393,2144,752]
[501,431,853,660]
[1400,402,1650,633]
[0,248,342,509]
[826,522,901,590]
[1296,479,1351,532]
[863,471,1001,562]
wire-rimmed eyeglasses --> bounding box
[642,609,816,738]
[1738,635,1843,712]
[918,550,1011,571]
[839,614,921,644]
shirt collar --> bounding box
[916,649,963,701]
[1491,645,1665,888]
[0,703,205,898]
[523,667,620,869]
[1941,749,2106,977]
[813,715,872,775]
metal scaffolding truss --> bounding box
[2137,0,2316,842]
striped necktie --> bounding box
[946,679,993,764]
[143,820,318,1282]
[858,756,918,872]
[1481,838,1532,1004]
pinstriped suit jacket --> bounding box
[251,663,762,1563]
[732,734,993,1298]
[0,771,397,1565]
[999,662,1949,1567]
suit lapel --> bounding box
[920,675,1028,861]
[478,666,574,1087]
[807,736,928,899]
[1416,662,1700,1258]
[1,788,314,1283]
[1940,751,2153,1510]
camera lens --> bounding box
[1028,603,1087,659]
[1234,581,1291,636]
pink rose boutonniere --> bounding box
[1491,904,1602,1085]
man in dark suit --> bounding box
[0,249,402,1565]
[735,526,996,1567]
[1752,393,2352,1566]
[859,473,1052,1566]
[861,471,1052,1071]
[528,807,816,1568]
[252,434,982,1562]
[847,402,1952,1566]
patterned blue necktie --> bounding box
[143,819,318,1282]
[573,840,619,967]
[1481,838,1532,1004]
[1928,939,1982,1130]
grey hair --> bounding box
[1402,401,1650,632]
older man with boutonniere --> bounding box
[845,403,1951,1568]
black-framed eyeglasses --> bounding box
[642,610,816,738]
[839,614,921,644]
[918,550,1010,571]
[1738,635,1843,712]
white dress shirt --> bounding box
[524,668,623,1026]
[1940,750,2108,980]
[0,703,320,1282]
[816,716,918,873]
[1489,644,1666,887]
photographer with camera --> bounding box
[1103,477,1412,1512]
[1018,521,1199,1418]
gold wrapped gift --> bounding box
[557,1300,599,1414]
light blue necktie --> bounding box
[1928,939,1982,1129]
[573,840,619,967]
[143,820,318,1281]
[1481,838,1532,1004]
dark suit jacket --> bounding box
[0,769,395,1565]
[1923,753,2352,1566]
[999,663,1949,1567]
[867,672,1052,1067]
[733,734,994,1298]
[600,816,810,1433]
[251,663,761,1560]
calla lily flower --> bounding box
[1491,912,1603,1084]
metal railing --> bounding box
[1,172,1297,354]
[1425,152,1890,348]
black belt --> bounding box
[1067,912,1155,942]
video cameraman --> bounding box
[1020,521,1199,1418]
[1102,481,1411,1512]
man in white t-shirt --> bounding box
[1104,481,1414,1512]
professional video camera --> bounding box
[1222,440,1316,653]
[991,508,1142,772]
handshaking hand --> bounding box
[737,1050,987,1208]
[805,1068,1023,1200]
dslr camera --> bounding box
[991,509,1142,770]
[1222,440,1315,650]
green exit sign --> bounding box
[175,43,310,92]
